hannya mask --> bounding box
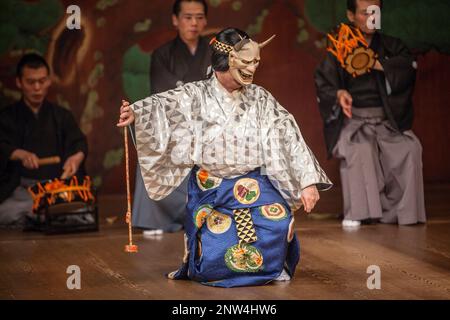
[211,34,275,86]
[228,35,275,86]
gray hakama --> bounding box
[333,107,426,225]
[132,169,187,232]
[0,178,34,227]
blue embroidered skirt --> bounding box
[168,166,300,288]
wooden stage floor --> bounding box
[1,185,449,300]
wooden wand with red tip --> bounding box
[124,126,138,253]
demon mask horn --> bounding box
[259,35,276,48]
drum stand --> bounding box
[26,192,99,235]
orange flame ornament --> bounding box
[327,24,377,77]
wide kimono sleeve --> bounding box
[130,84,200,200]
[260,89,333,211]
[314,52,346,157]
[379,37,416,95]
[0,106,21,203]
[60,108,88,160]
[0,107,18,164]
[377,36,417,131]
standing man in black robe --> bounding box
[0,53,88,227]
[314,0,426,227]
[132,0,211,235]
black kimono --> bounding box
[132,35,212,232]
[314,32,426,225]
[150,35,212,94]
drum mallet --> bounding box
[38,156,61,166]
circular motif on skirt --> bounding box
[259,203,287,221]
[224,244,263,272]
[196,169,222,191]
[233,178,260,205]
[206,210,232,234]
[287,218,295,243]
[193,205,213,229]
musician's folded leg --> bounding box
[0,184,33,228]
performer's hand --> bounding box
[337,89,353,118]
[117,100,135,127]
[61,151,84,179]
[300,185,320,214]
[10,149,39,170]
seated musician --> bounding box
[0,53,88,227]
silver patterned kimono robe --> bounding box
[131,74,331,287]
[131,74,331,211]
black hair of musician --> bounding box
[16,53,50,78]
[172,0,208,17]
[347,0,383,13]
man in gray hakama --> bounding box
[314,0,426,226]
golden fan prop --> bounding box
[327,23,377,77]
[123,126,138,253]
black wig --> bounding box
[210,28,250,72]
